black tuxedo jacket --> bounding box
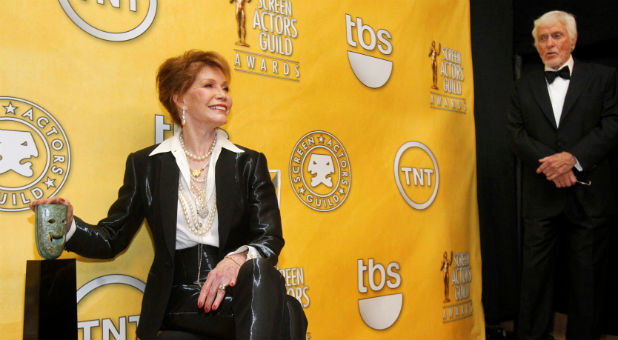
[507,60,618,218]
[66,144,284,338]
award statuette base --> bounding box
[23,259,77,340]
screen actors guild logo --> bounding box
[279,266,310,308]
[1,97,71,212]
[232,0,301,81]
[59,0,157,42]
[289,131,351,212]
[442,252,474,322]
[429,41,441,90]
[428,41,467,113]
[345,14,393,88]
[394,141,439,210]
[231,0,251,47]
[440,251,453,302]
[0,130,38,177]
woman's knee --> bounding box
[237,258,283,287]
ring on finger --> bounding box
[218,283,227,291]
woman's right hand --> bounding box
[29,197,74,228]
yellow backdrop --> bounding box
[0,1,484,339]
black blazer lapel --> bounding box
[559,62,588,127]
[156,153,179,258]
[215,149,241,254]
[530,70,558,129]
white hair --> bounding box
[532,10,577,49]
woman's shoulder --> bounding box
[232,143,259,155]
[130,144,161,159]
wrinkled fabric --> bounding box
[160,245,306,340]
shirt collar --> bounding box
[544,55,574,75]
[149,128,244,157]
[150,128,244,188]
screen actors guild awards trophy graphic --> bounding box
[231,0,251,47]
[440,250,453,302]
[428,40,441,90]
[35,204,68,260]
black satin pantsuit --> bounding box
[65,143,307,339]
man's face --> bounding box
[535,21,575,69]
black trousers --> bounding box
[518,212,610,340]
[156,245,306,340]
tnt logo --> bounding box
[59,0,157,41]
[357,258,402,330]
[394,141,439,210]
[77,274,145,340]
[345,14,393,88]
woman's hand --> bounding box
[29,197,74,227]
[198,253,246,312]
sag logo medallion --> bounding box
[1,97,71,212]
[289,130,351,212]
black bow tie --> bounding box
[545,66,570,84]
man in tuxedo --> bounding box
[507,10,618,340]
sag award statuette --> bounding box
[35,204,68,260]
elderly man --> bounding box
[507,10,618,340]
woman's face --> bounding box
[179,65,232,129]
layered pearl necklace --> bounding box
[178,131,218,236]
[179,131,217,161]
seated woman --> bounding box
[31,50,307,340]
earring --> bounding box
[181,106,186,126]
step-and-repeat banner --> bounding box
[1,1,483,339]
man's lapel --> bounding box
[559,61,588,127]
[530,70,558,129]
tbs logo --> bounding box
[357,258,402,330]
[345,14,393,88]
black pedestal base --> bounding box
[24,259,77,340]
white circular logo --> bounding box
[59,0,157,42]
[393,141,439,210]
[0,96,71,212]
[289,130,351,212]
[77,274,145,303]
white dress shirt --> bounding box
[545,56,574,128]
[545,56,582,171]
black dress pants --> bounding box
[518,212,610,340]
[155,245,306,340]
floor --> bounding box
[486,313,618,340]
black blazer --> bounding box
[66,144,284,338]
[507,60,618,218]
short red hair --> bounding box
[156,50,231,125]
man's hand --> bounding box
[551,170,577,188]
[537,152,577,180]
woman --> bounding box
[30,50,306,339]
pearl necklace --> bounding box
[179,131,217,161]
[178,180,217,236]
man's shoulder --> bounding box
[574,60,616,76]
[513,65,544,91]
